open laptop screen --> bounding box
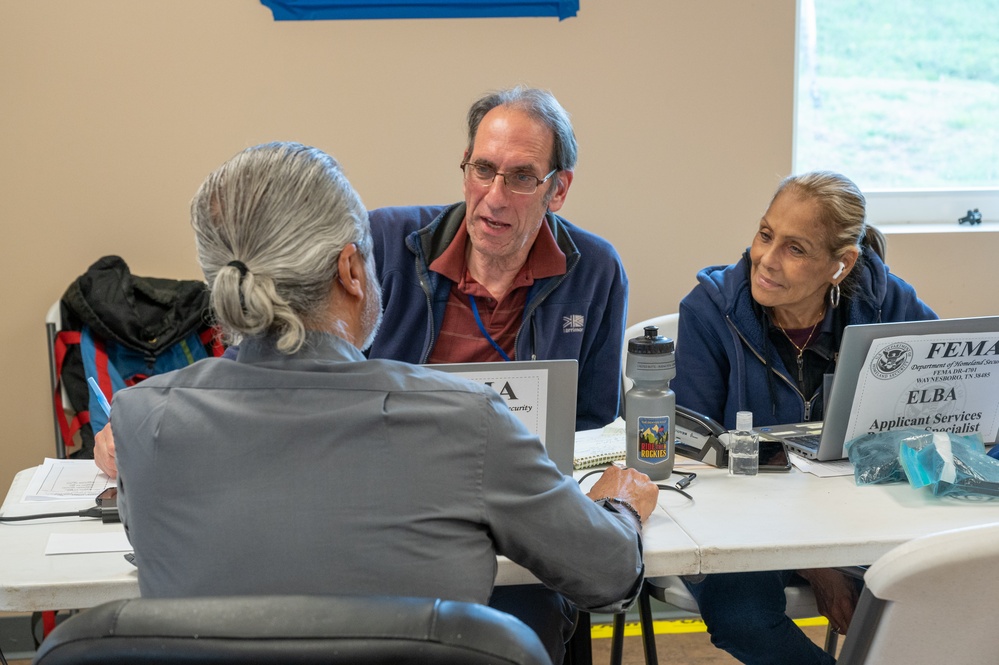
[767,316,999,461]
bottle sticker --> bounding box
[637,415,672,463]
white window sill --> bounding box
[880,221,999,235]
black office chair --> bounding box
[31,595,553,665]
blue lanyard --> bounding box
[468,295,512,362]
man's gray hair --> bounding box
[466,86,578,173]
[190,142,372,353]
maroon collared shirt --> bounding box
[427,220,566,363]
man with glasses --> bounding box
[366,86,629,664]
[368,86,628,434]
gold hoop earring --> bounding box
[829,283,841,309]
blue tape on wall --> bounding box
[261,0,579,21]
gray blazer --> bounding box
[115,332,643,612]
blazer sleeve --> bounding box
[479,397,644,612]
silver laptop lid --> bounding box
[427,359,578,474]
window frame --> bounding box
[864,189,998,227]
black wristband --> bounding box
[595,496,643,527]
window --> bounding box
[794,0,998,225]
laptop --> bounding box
[761,316,999,461]
[427,359,578,474]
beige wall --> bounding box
[1,1,996,491]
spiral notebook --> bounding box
[573,419,627,469]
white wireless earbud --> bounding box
[832,262,845,280]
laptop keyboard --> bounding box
[785,433,821,449]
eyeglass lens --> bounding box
[463,163,544,194]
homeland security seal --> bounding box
[871,342,913,380]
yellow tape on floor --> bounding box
[591,616,829,638]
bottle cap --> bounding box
[628,325,675,355]
[736,411,753,431]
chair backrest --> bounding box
[621,313,680,412]
[837,522,999,664]
[31,595,552,665]
[45,299,69,458]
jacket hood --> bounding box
[62,255,212,355]
[696,245,891,336]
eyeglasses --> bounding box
[460,161,558,195]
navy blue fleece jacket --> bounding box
[367,203,629,431]
[673,246,937,430]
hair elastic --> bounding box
[227,260,249,278]
[226,260,249,311]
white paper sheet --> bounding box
[448,368,549,443]
[22,458,113,501]
[789,452,854,477]
[846,332,999,443]
[45,532,131,555]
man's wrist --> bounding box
[594,496,643,529]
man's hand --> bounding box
[94,423,117,480]
[586,464,659,523]
[797,567,860,634]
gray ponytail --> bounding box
[190,142,371,353]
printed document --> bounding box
[23,458,114,501]
[847,332,999,442]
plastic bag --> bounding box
[898,430,999,499]
[845,428,935,486]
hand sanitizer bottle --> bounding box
[728,411,759,476]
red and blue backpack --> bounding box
[52,256,225,457]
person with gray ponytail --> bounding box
[670,170,936,665]
[189,142,380,355]
[107,142,657,665]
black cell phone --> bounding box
[758,438,792,472]
[96,487,118,507]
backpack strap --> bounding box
[53,329,89,453]
[81,328,120,438]
[201,326,225,357]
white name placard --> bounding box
[846,332,999,443]
[448,369,550,444]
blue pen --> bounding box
[87,377,113,418]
